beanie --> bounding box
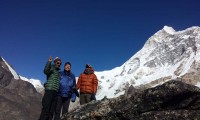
[54,57,61,63]
[85,64,92,68]
[65,62,71,67]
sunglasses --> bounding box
[56,62,61,65]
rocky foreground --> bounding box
[62,80,200,120]
[0,57,42,120]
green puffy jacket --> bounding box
[43,61,60,92]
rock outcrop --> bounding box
[62,80,200,120]
[0,57,42,120]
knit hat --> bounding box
[54,57,61,63]
[85,64,92,68]
[64,62,71,67]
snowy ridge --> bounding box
[20,76,44,93]
[95,26,200,100]
[1,57,44,93]
[2,57,20,80]
[163,26,176,34]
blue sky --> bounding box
[0,0,199,83]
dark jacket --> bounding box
[43,61,60,92]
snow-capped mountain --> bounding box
[2,26,200,102]
[95,26,200,100]
[0,57,43,120]
[19,76,44,93]
[0,57,44,93]
[1,57,20,80]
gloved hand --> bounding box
[73,88,80,97]
[71,93,76,102]
[90,93,96,101]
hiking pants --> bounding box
[39,90,58,120]
[80,93,91,105]
[54,96,70,120]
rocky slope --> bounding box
[0,57,42,120]
[62,80,200,120]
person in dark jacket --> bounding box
[54,62,76,120]
[76,64,98,105]
[39,56,61,120]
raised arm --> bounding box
[43,56,52,75]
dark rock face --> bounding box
[0,80,42,120]
[0,58,13,87]
[62,80,200,120]
[0,57,42,120]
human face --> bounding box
[64,64,71,71]
[55,61,61,68]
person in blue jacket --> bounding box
[54,62,77,120]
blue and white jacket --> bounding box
[59,70,76,101]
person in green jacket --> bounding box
[39,56,61,120]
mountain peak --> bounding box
[143,26,176,49]
[154,26,176,36]
[0,56,3,62]
[95,26,200,100]
[1,57,44,93]
[1,57,20,80]
[162,26,176,34]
